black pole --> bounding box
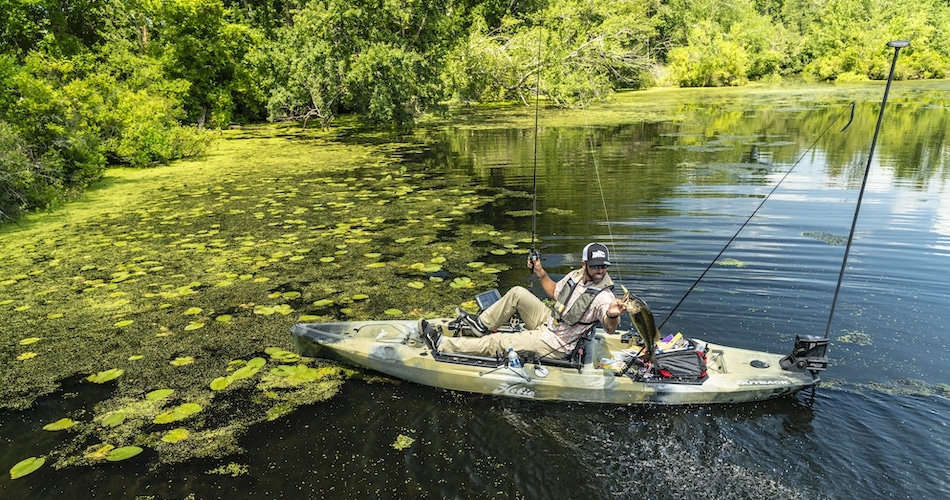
[530,24,543,269]
[823,40,909,339]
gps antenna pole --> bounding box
[824,40,908,340]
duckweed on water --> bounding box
[0,125,528,472]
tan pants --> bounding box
[438,287,567,359]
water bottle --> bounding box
[507,347,522,368]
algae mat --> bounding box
[0,127,527,472]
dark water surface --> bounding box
[3,82,949,498]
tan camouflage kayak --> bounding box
[290,317,828,405]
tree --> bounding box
[442,0,659,108]
[254,0,458,126]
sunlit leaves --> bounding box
[170,356,195,366]
[85,444,115,460]
[265,347,300,363]
[43,418,78,431]
[87,369,124,384]
[161,428,190,443]
[146,389,174,400]
[9,457,45,479]
[101,412,126,427]
[106,446,143,461]
[154,403,202,424]
[450,277,473,288]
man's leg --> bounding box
[438,330,566,359]
[479,286,551,330]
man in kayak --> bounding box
[425,242,626,360]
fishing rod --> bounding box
[529,22,542,271]
[823,40,909,339]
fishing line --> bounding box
[584,114,622,283]
[656,99,859,331]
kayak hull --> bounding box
[290,319,820,405]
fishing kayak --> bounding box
[290,318,828,405]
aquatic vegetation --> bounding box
[802,231,847,246]
[87,369,124,384]
[43,418,78,431]
[715,258,747,268]
[836,330,872,346]
[392,434,415,450]
[206,462,249,477]
[0,126,526,472]
[9,456,45,479]
[106,446,143,461]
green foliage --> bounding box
[801,0,950,81]
[253,0,455,127]
[442,0,658,108]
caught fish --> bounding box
[620,285,661,364]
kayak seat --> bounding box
[527,325,596,373]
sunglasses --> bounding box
[589,264,609,270]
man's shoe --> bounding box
[456,309,489,336]
[423,326,442,351]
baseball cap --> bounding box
[582,243,610,267]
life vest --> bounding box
[552,271,614,326]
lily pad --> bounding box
[87,368,124,384]
[265,347,300,363]
[9,456,45,479]
[170,356,195,366]
[101,411,126,427]
[215,314,232,323]
[18,337,42,345]
[16,352,38,361]
[43,418,78,431]
[407,281,425,289]
[184,321,205,331]
[128,354,144,361]
[184,307,203,315]
[146,389,174,400]
[450,277,473,288]
[154,403,202,424]
[114,319,135,327]
[365,262,386,269]
[106,446,143,461]
[161,428,190,443]
[210,376,233,391]
[351,294,369,301]
[384,308,403,316]
[312,299,334,307]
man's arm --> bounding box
[529,256,557,299]
[601,298,625,334]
